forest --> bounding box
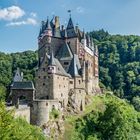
[1,30,140,139]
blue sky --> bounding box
[0,0,140,53]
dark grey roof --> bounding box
[66,29,77,38]
[49,51,56,66]
[56,42,73,61]
[66,17,77,38]
[67,17,74,29]
[48,54,69,76]
[11,81,34,90]
[54,58,69,76]
[68,54,81,77]
[45,18,51,30]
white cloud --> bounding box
[0,6,25,21]
[76,6,85,13]
[30,12,37,17]
[6,18,38,26]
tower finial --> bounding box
[68,10,71,17]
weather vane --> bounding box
[68,10,71,17]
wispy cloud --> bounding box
[0,6,25,21]
[76,6,85,13]
[6,18,38,26]
[30,12,37,18]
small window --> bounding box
[64,62,69,65]
[44,76,46,79]
[38,76,40,78]
[79,90,81,93]
[79,80,81,84]
[43,83,45,86]
[70,81,73,84]
[43,68,45,71]
[59,85,61,88]
[57,77,59,79]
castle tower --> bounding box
[38,18,52,66]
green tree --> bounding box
[0,102,45,140]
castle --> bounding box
[10,15,101,126]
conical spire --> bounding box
[41,21,46,31]
[49,50,56,66]
[91,37,94,51]
[68,54,80,77]
[95,45,98,55]
[50,16,55,28]
[82,29,86,39]
[45,18,51,30]
[67,17,74,29]
[38,28,42,37]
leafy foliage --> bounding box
[0,102,45,140]
[0,50,38,99]
[90,30,140,99]
[71,94,140,140]
[50,108,60,119]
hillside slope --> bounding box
[63,93,140,140]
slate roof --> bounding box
[11,81,34,90]
[68,54,81,77]
[48,54,69,76]
[56,42,73,61]
[67,17,74,29]
[49,51,56,66]
[54,58,69,76]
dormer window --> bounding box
[47,66,56,74]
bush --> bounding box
[50,108,60,119]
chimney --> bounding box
[55,16,60,29]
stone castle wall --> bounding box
[30,99,59,126]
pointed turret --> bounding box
[13,68,23,82]
[87,35,91,47]
[44,18,52,43]
[91,38,94,51]
[42,21,46,31]
[94,45,98,56]
[81,30,87,48]
[48,50,56,74]
[66,14,77,38]
[49,51,56,66]
[45,18,51,30]
[67,17,74,29]
[68,54,81,77]
[50,16,55,28]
